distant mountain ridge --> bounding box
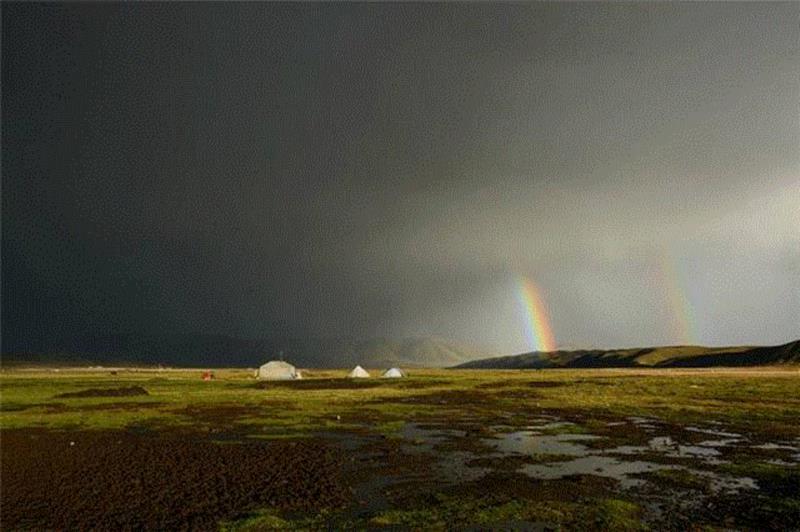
[1,334,495,368]
[455,340,800,369]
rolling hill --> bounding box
[455,340,800,369]
[1,334,495,369]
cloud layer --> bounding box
[3,3,798,356]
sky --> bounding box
[3,2,799,356]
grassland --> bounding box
[2,366,799,529]
[3,366,799,433]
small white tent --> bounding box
[381,367,406,378]
[257,361,301,380]
[348,365,370,378]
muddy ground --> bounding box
[53,385,150,398]
[2,369,799,530]
[3,415,797,530]
[0,429,347,530]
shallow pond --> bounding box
[392,419,768,496]
[491,431,600,456]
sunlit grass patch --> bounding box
[593,499,646,531]
[219,509,291,531]
[2,367,800,438]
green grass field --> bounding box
[3,367,799,434]
[2,366,799,529]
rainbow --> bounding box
[659,250,696,345]
[515,276,557,352]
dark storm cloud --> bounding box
[3,2,798,355]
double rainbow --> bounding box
[515,276,556,352]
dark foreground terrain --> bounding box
[1,430,346,530]
[1,368,799,530]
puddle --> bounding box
[609,445,650,455]
[674,445,722,459]
[627,416,659,424]
[521,456,671,489]
[753,442,800,451]
[694,471,758,493]
[400,422,465,451]
[650,436,721,457]
[750,443,800,464]
[611,436,725,463]
[696,438,741,448]
[398,423,489,482]
[626,416,660,430]
[523,416,576,432]
[765,458,800,466]
[527,421,576,431]
[686,426,742,439]
[648,436,676,451]
[479,424,755,492]
[323,416,775,516]
[489,431,600,457]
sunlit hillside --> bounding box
[456,340,800,369]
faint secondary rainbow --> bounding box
[515,276,556,352]
[659,250,697,345]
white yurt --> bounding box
[256,361,301,380]
[381,367,406,378]
[348,365,370,378]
